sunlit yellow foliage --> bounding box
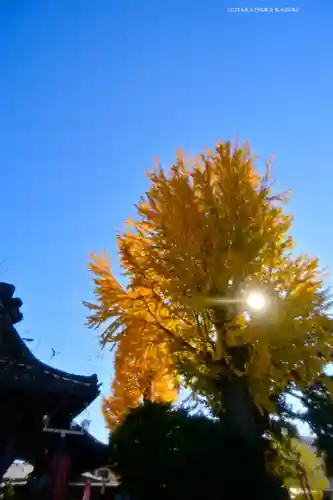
[85,141,333,419]
[293,494,323,500]
[86,252,178,430]
[102,331,178,429]
[282,439,329,499]
[102,360,177,430]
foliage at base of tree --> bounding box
[302,376,333,477]
[109,400,292,500]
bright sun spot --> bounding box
[245,292,266,312]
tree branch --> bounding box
[140,294,198,356]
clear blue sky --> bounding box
[1,0,332,443]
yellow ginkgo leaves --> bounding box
[85,252,178,430]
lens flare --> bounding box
[245,292,266,312]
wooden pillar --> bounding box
[51,451,71,500]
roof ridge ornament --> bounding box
[0,282,23,325]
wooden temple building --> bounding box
[0,282,116,499]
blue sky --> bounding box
[1,0,332,443]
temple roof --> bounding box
[0,283,101,423]
[0,321,99,388]
[0,283,111,478]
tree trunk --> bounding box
[214,310,289,499]
[220,373,262,445]
[218,372,289,500]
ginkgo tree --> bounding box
[85,141,333,495]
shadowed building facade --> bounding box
[0,282,110,499]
